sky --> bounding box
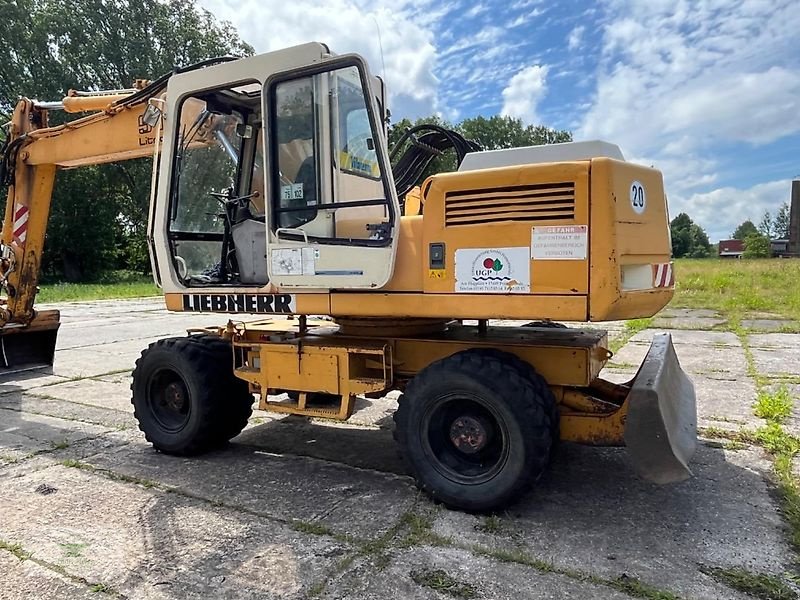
[197,0,800,242]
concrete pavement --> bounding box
[0,299,797,599]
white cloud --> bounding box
[465,3,487,18]
[501,65,549,124]
[578,0,800,242]
[196,0,443,118]
[510,0,543,9]
[507,7,545,28]
[567,25,585,50]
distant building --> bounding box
[771,239,790,257]
[718,239,744,258]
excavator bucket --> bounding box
[0,309,60,375]
[624,332,697,484]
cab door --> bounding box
[263,56,399,289]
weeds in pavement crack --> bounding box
[700,565,797,600]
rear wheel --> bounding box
[131,335,253,455]
[394,349,555,511]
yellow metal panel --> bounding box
[381,215,424,292]
[392,332,606,387]
[589,158,674,321]
[235,321,608,388]
[331,292,587,321]
[421,162,590,296]
[559,404,626,445]
[262,345,340,393]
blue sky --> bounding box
[198,0,800,242]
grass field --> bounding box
[38,272,160,303]
[673,258,800,323]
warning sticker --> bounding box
[455,247,530,294]
[271,247,316,276]
[531,225,588,260]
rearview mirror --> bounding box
[142,101,162,127]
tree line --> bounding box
[671,201,792,259]
[1,0,253,281]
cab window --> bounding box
[268,64,393,245]
[169,82,262,284]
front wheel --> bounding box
[394,349,554,511]
[131,335,253,455]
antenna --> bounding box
[372,15,388,91]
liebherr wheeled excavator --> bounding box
[0,43,696,510]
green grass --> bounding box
[0,539,32,561]
[37,271,160,303]
[410,568,478,599]
[60,542,87,558]
[673,258,800,322]
[755,387,794,423]
[610,316,653,354]
[699,565,797,600]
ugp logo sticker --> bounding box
[455,247,530,294]
[474,252,510,282]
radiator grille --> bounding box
[444,182,575,226]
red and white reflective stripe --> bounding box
[12,204,29,245]
[652,262,674,288]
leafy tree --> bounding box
[670,212,711,258]
[1,0,252,280]
[774,202,790,239]
[758,210,775,239]
[731,220,758,240]
[458,116,571,150]
[743,232,770,258]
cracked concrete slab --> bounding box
[0,391,134,430]
[86,439,416,540]
[27,377,136,414]
[749,333,800,349]
[0,463,347,599]
[742,318,800,332]
[321,545,634,600]
[694,375,761,429]
[652,316,728,329]
[431,444,788,600]
[0,552,98,600]
[630,329,740,347]
[0,408,111,458]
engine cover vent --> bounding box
[444,182,575,226]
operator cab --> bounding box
[154,45,399,293]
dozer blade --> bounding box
[0,309,60,375]
[624,332,697,484]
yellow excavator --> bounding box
[0,43,696,510]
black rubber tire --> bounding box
[394,349,555,511]
[477,348,560,442]
[131,335,253,455]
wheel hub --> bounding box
[449,415,491,454]
[163,381,186,412]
